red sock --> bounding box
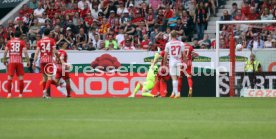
[42,82,46,89]
[66,84,71,97]
[45,80,52,90]
[178,78,183,92]
[19,80,24,94]
[160,80,167,97]
[188,77,193,89]
[7,80,12,93]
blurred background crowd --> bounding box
[0,0,275,51]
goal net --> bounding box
[216,20,276,97]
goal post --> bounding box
[215,20,276,97]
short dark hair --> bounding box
[232,3,237,6]
[14,31,22,37]
[44,28,51,35]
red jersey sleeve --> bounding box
[20,40,26,49]
[51,39,56,49]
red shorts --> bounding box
[7,63,24,76]
[40,63,54,75]
[55,65,70,80]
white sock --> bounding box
[172,80,178,95]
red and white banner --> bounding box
[242,89,276,97]
[0,73,146,98]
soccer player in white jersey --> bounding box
[163,31,186,98]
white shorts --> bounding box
[169,62,181,76]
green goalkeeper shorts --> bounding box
[142,80,154,91]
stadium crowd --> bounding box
[0,0,275,51]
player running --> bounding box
[178,44,194,97]
[53,42,71,97]
[163,31,186,99]
[129,61,159,98]
[2,31,30,98]
[33,29,59,98]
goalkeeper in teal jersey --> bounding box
[129,54,159,98]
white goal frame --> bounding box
[215,20,276,97]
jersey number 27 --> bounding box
[171,45,180,56]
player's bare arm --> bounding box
[23,48,30,67]
[53,46,61,62]
[3,47,9,66]
[33,47,40,70]
[163,52,168,66]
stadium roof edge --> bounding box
[0,0,29,26]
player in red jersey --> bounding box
[151,51,170,97]
[178,43,195,97]
[2,31,30,98]
[53,42,71,97]
[33,28,59,98]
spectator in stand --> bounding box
[91,34,103,50]
[78,0,89,10]
[247,7,260,20]
[117,0,128,17]
[155,32,166,51]
[28,0,38,10]
[140,34,150,50]
[136,20,149,40]
[149,0,162,10]
[264,34,273,48]
[246,26,254,42]
[0,36,5,50]
[234,24,243,37]
[193,38,201,49]
[104,34,118,50]
[115,27,125,44]
[155,8,165,31]
[64,27,75,49]
[28,19,40,43]
[261,8,274,20]
[174,18,184,40]
[221,10,232,21]
[181,10,194,41]
[102,0,117,18]
[15,19,28,35]
[145,7,155,32]
[167,12,179,30]
[91,2,102,19]
[124,20,135,36]
[247,33,264,49]
[121,36,135,50]
[209,0,217,17]
[150,25,160,43]
[52,25,62,42]
[199,34,211,49]
[194,1,208,40]
[120,11,131,26]
[76,28,89,50]
[233,9,245,20]
[241,1,250,17]
[73,12,84,27]
[219,36,227,48]
[0,25,7,43]
[33,2,45,21]
[231,3,238,17]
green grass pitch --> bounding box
[0,98,276,139]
